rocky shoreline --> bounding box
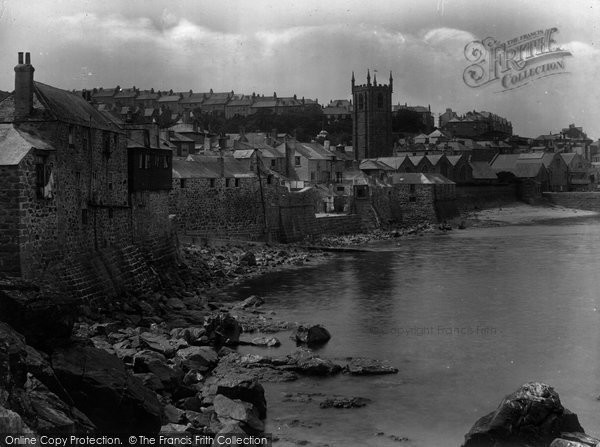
[2,229,600,446]
[0,241,400,444]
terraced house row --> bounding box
[76,86,321,119]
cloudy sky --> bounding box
[1,0,599,138]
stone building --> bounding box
[0,53,173,295]
[352,70,393,160]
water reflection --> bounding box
[230,218,600,446]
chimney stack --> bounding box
[14,52,35,119]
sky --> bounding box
[0,0,599,139]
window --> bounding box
[266,175,273,185]
[81,209,88,225]
[68,125,74,147]
[337,186,345,192]
[225,178,231,187]
[75,171,81,185]
[310,172,315,181]
[35,156,49,199]
[139,154,144,169]
[358,93,364,110]
[295,156,301,166]
[163,156,169,169]
[180,179,186,188]
[409,196,417,202]
[92,171,98,191]
[377,93,383,108]
[270,159,276,167]
[210,178,215,188]
[143,130,150,148]
[235,178,240,187]
[145,154,150,169]
[107,173,113,190]
[336,172,343,183]
[108,208,114,219]
[409,184,416,193]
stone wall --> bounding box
[455,184,518,212]
[169,176,287,241]
[543,192,600,211]
[313,214,364,235]
[0,164,26,275]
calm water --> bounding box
[230,217,600,446]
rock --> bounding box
[292,325,331,346]
[182,370,204,386]
[175,346,219,373]
[463,382,585,447]
[133,350,182,389]
[204,313,241,346]
[166,298,186,310]
[160,423,188,432]
[50,344,162,433]
[286,349,342,376]
[251,336,281,347]
[140,332,187,358]
[213,394,264,433]
[0,405,34,433]
[234,295,264,309]
[0,285,75,350]
[163,404,185,424]
[344,358,399,375]
[20,376,96,433]
[0,322,28,392]
[319,397,371,409]
[215,375,267,419]
[551,433,600,447]
[239,252,257,266]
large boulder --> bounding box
[0,405,33,434]
[285,349,341,376]
[343,357,399,375]
[204,313,241,346]
[0,322,28,396]
[292,325,331,346]
[0,284,75,350]
[50,344,162,433]
[215,374,267,419]
[133,350,183,389]
[12,377,96,434]
[175,346,218,373]
[463,382,585,447]
[213,394,264,434]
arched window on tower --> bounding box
[358,94,364,110]
[377,93,384,108]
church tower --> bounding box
[352,70,393,160]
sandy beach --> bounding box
[464,203,599,226]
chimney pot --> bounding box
[25,52,30,64]
[18,52,24,64]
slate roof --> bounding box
[180,93,208,105]
[136,90,160,100]
[201,93,231,106]
[227,95,254,106]
[0,123,55,165]
[114,88,138,99]
[359,159,394,171]
[446,155,464,166]
[391,173,455,185]
[233,149,256,159]
[178,155,256,178]
[375,156,412,170]
[323,106,350,115]
[0,82,118,132]
[469,161,497,179]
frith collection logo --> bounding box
[463,27,572,91]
